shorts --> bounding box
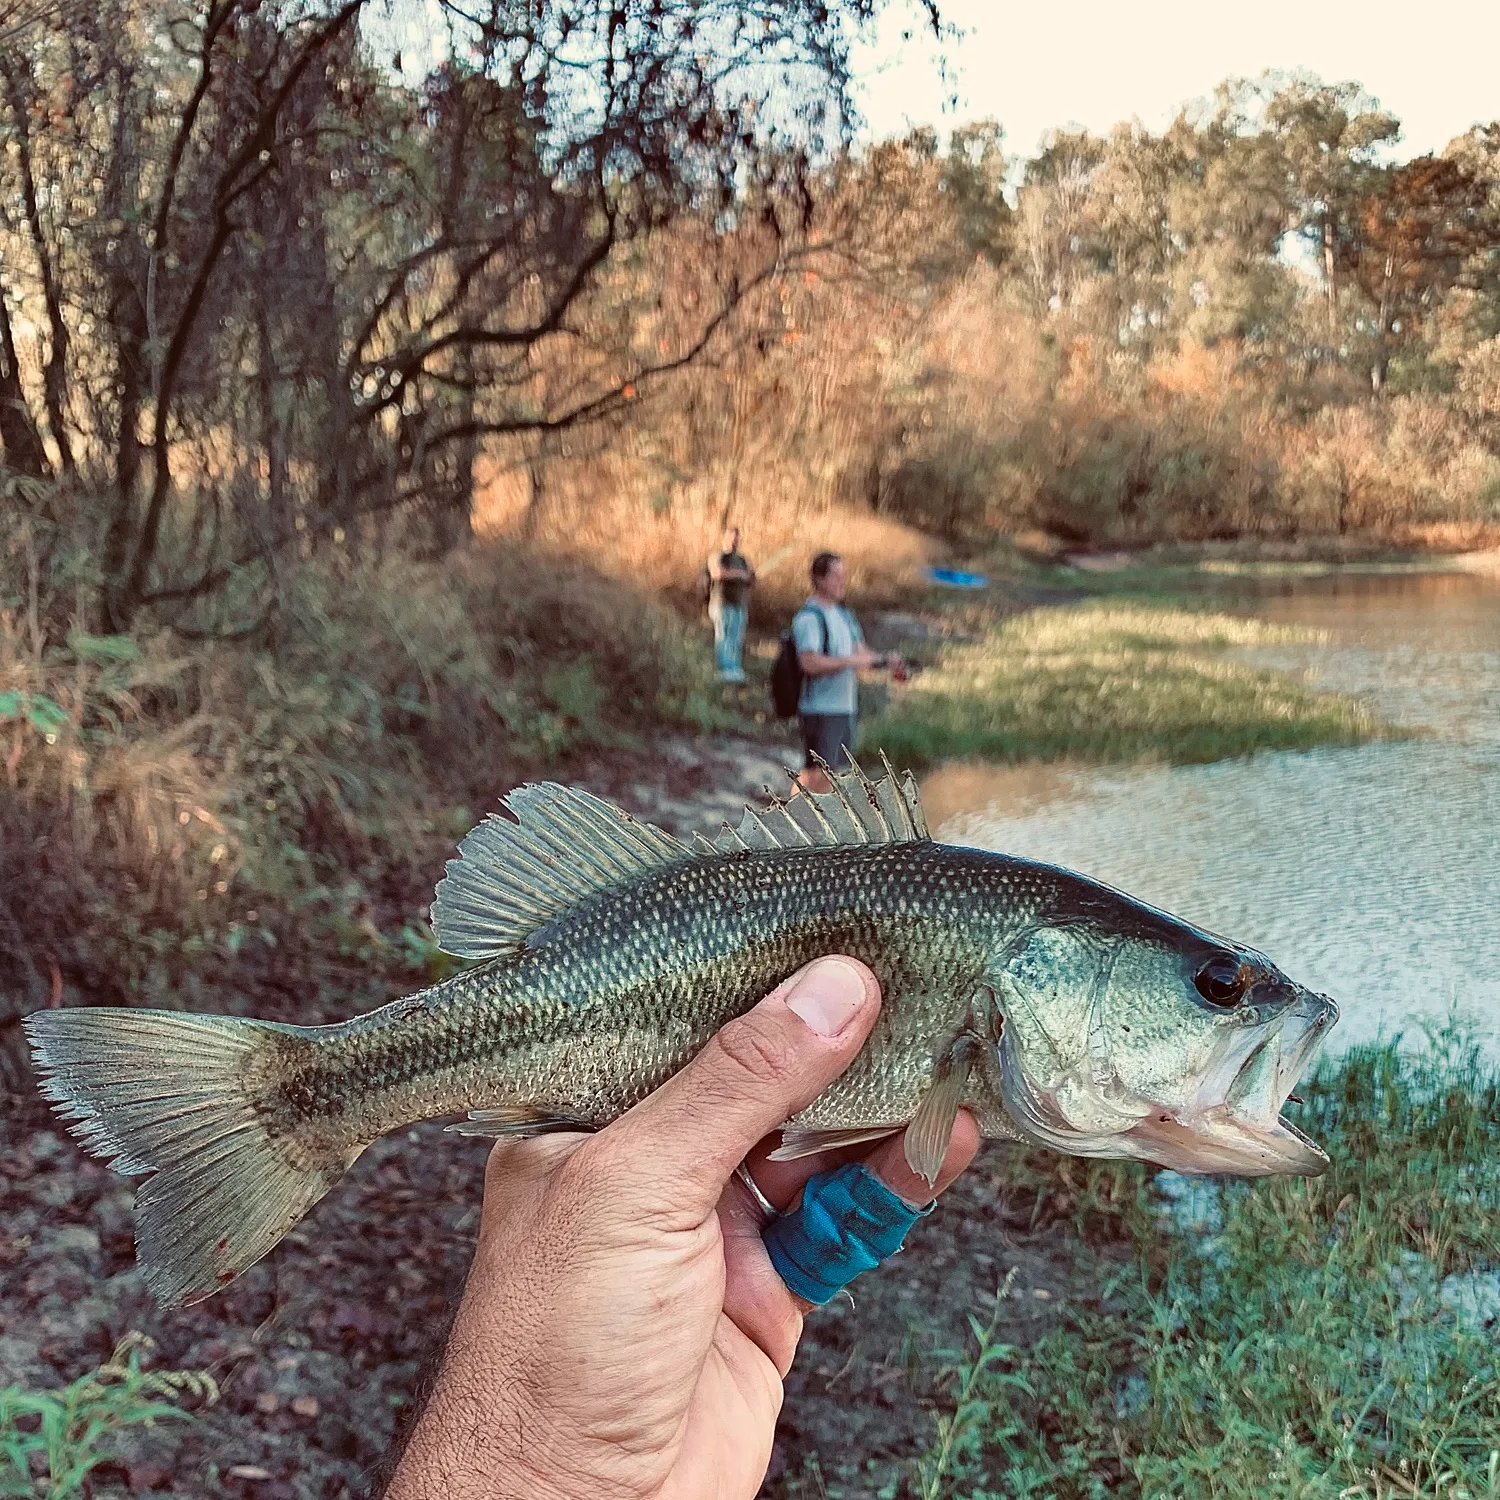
[799,712,857,772]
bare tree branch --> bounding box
[120,0,369,621]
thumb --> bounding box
[598,957,881,1222]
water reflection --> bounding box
[928,570,1500,1055]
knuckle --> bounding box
[562,1133,657,1207]
[713,1012,803,1090]
[554,1139,612,1202]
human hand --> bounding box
[385,957,980,1500]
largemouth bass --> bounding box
[26,758,1338,1307]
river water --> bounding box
[923,569,1500,1056]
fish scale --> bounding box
[25,759,1338,1307]
[290,842,1004,1156]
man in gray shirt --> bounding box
[793,552,902,792]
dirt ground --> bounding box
[0,724,1122,1499]
[0,1089,1125,1500]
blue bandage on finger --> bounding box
[762,1161,934,1306]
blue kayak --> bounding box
[925,567,989,590]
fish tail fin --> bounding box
[24,1007,343,1307]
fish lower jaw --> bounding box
[1122,1104,1329,1178]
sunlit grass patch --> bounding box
[918,1034,1500,1500]
[867,599,1384,768]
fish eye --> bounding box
[1194,954,1250,1009]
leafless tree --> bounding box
[0,0,942,628]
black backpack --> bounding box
[770,609,828,719]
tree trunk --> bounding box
[0,290,49,477]
[1371,251,1393,396]
[308,219,357,526]
[255,299,289,538]
[1323,213,1338,343]
[442,425,477,551]
[2,55,75,474]
[100,289,148,630]
[97,68,149,630]
[432,346,476,552]
[521,436,550,541]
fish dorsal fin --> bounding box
[695,753,930,855]
[434,757,927,958]
[432,785,690,959]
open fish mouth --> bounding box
[996,987,1339,1177]
[1123,992,1339,1177]
[1123,1099,1328,1176]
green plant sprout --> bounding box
[0,1334,217,1499]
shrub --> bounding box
[0,525,718,1063]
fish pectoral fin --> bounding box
[769,1034,981,1182]
[904,1040,978,1185]
[443,1107,595,1140]
[768,1125,903,1162]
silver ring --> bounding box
[735,1162,778,1222]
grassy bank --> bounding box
[866,598,1384,770]
[909,1034,1500,1500]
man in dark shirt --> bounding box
[707,526,755,684]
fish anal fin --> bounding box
[768,1125,902,1162]
[904,1038,979,1185]
[443,1107,594,1140]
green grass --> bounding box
[865,599,1385,769]
[0,1335,217,1498]
[917,1033,1500,1500]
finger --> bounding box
[597,957,881,1221]
[718,1110,981,1370]
[718,1191,804,1376]
[859,1108,981,1207]
[737,1104,980,1215]
[740,1132,898,1209]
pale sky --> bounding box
[852,0,1500,160]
